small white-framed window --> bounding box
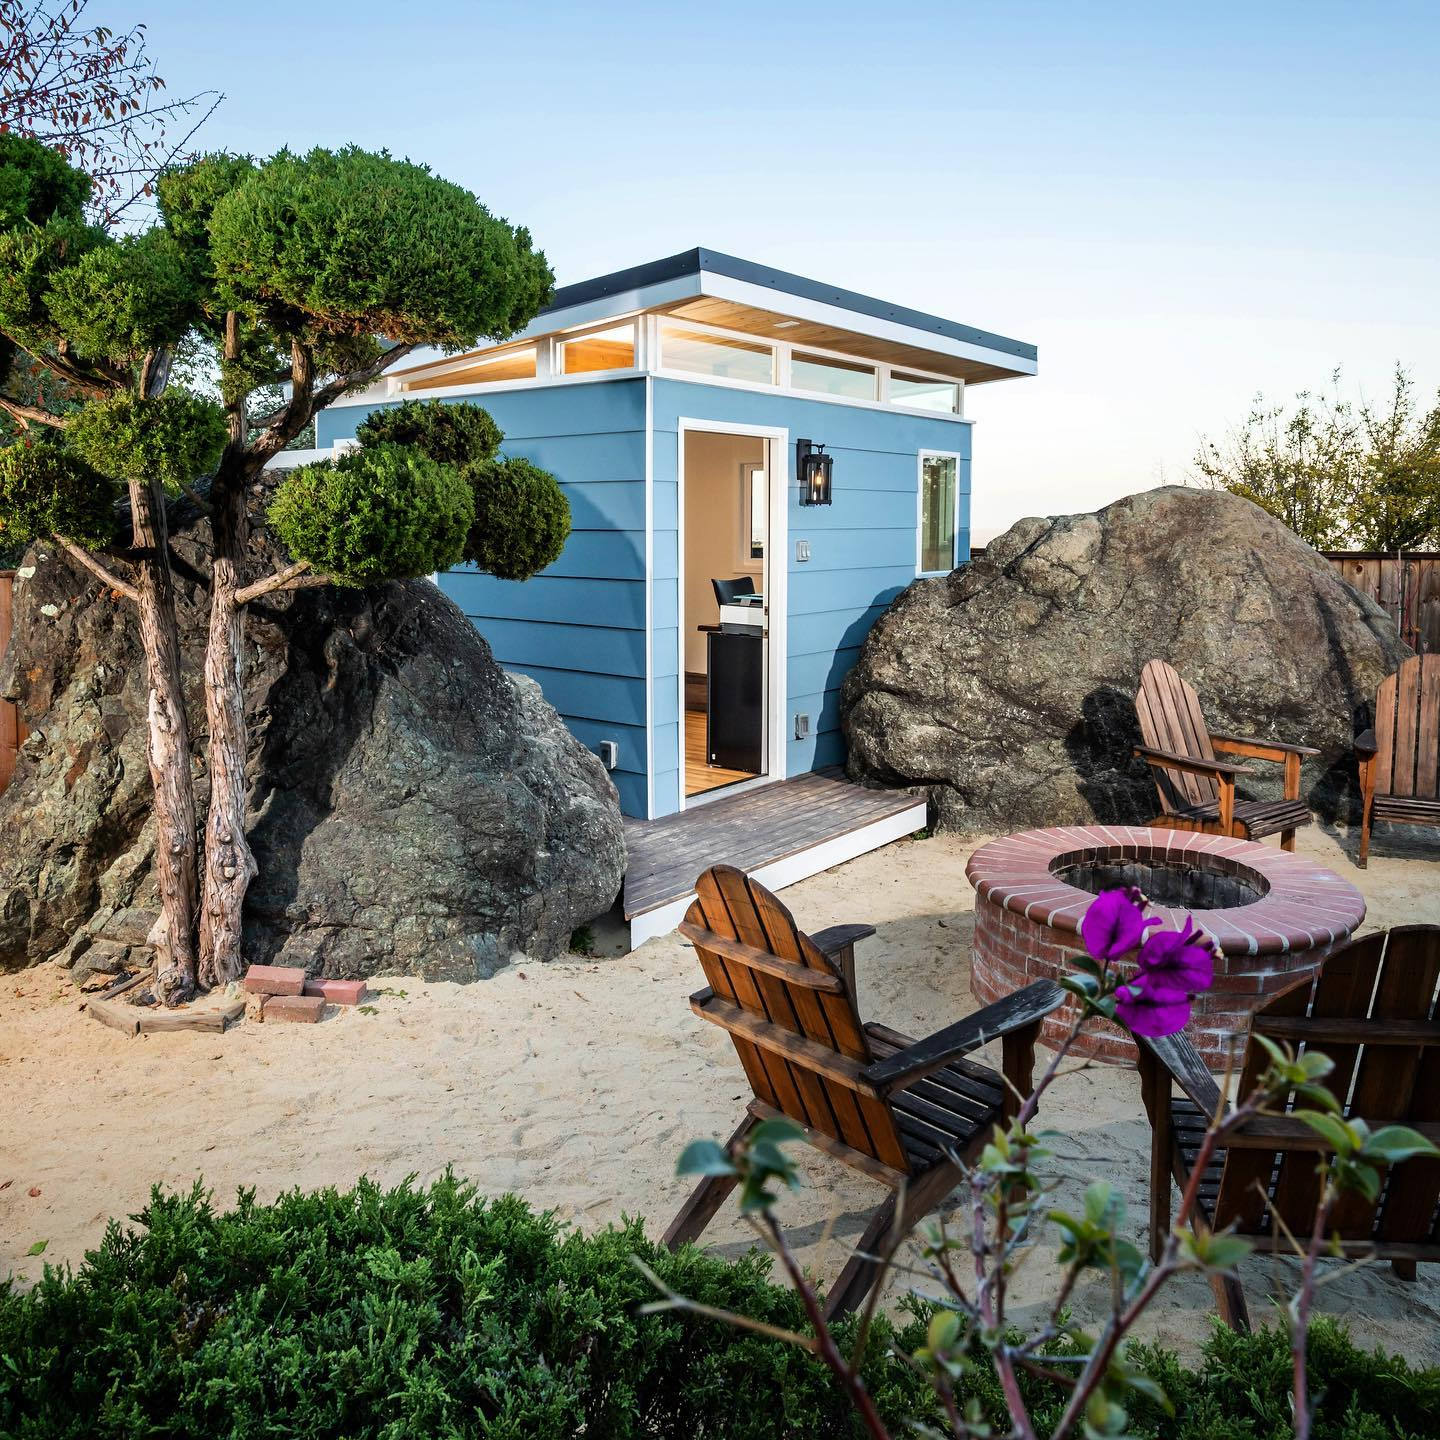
[890,371,961,414]
[558,321,637,375]
[917,451,961,575]
[404,347,536,390]
[660,323,775,384]
[791,350,877,401]
[738,460,767,566]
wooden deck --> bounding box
[623,769,928,945]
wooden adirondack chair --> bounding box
[1134,658,1320,852]
[664,864,1064,1319]
[1356,654,1440,867]
[1138,925,1440,1330]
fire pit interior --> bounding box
[1052,851,1268,911]
[966,827,1366,1065]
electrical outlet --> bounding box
[597,740,618,770]
[795,539,811,562]
[794,713,810,740]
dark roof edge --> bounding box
[544,247,1037,364]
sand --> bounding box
[3,823,1439,1360]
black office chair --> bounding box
[712,577,756,607]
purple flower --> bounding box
[1114,977,1194,1037]
[1134,916,1215,998]
[1080,887,1160,961]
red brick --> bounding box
[303,978,367,1005]
[264,994,326,1023]
[243,964,307,996]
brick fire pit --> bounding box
[966,826,1366,1066]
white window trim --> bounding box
[916,449,963,577]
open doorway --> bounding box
[682,429,772,801]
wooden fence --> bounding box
[1324,552,1440,654]
[0,571,26,795]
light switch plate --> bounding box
[795,539,811,562]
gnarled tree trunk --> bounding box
[197,464,256,988]
[129,474,200,1003]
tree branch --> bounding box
[242,341,419,472]
[53,535,140,602]
[0,394,66,429]
[235,561,332,605]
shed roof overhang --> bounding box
[389,247,1037,387]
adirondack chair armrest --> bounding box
[1210,732,1321,760]
[1138,1031,1224,1118]
[809,924,877,958]
[1354,728,1379,759]
[1133,745,1252,778]
[862,980,1065,1096]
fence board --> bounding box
[1326,552,1440,655]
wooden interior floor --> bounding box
[685,709,757,797]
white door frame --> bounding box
[675,417,789,812]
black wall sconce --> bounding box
[796,438,833,506]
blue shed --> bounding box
[318,249,1036,843]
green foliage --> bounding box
[466,455,570,580]
[1195,366,1440,551]
[268,442,474,585]
[66,390,227,493]
[44,228,197,367]
[0,434,119,550]
[2,1178,1437,1440]
[207,146,553,348]
[155,152,258,265]
[0,133,92,229]
[356,401,569,580]
[892,1309,1440,1440]
[0,214,107,360]
[356,397,503,467]
[0,1176,934,1439]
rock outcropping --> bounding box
[843,487,1406,831]
[0,496,626,980]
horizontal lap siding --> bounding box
[319,380,652,815]
[651,380,971,798]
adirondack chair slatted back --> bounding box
[1214,926,1440,1245]
[1135,659,1220,811]
[685,866,911,1174]
[1373,654,1440,801]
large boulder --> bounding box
[843,486,1407,830]
[0,493,625,980]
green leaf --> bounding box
[1360,1124,1440,1167]
[25,1240,47,1257]
[676,1140,736,1178]
[750,1117,805,1149]
[1298,1110,1358,1156]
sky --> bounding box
[100,0,1440,538]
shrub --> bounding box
[355,400,568,580]
[466,455,570,580]
[356,397,503,468]
[0,434,120,550]
[0,1177,936,1439]
[1,1177,1436,1439]
[66,390,228,494]
[269,442,474,585]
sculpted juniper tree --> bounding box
[0,135,562,999]
[0,131,223,1002]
